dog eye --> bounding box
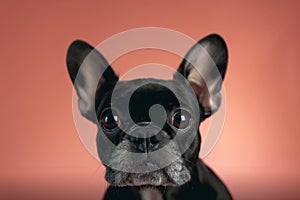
[171,109,191,130]
[100,109,119,132]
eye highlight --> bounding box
[171,109,192,130]
[100,108,119,132]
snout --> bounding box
[104,122,192,187]
[127,122,171,153]
[105,159,191,187]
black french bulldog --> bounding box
[66,34,232,200]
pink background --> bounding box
[1,1,300,199]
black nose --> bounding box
[128,122,163,153]
[129,135,160,153]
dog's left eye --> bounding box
[171,109,192,130]
[100,109,119,132]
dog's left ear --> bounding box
[66,40,118,123]
[176,34,228,118]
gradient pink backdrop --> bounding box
[1,0,300,199]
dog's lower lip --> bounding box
[117,170,175,187]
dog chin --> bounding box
[118,170,175,187]
[105,163,191,187]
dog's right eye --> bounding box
[100,109,119,132]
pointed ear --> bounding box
[66,40,118,123]
[176,34,228,118]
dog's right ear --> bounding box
[66,40,118,123]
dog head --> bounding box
[66,34,228,187]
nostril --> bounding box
[129,136,161,153]
[137,137,144,144]
[150,136,159,144]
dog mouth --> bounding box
[105,160,191,187]
[120,170,174,187]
